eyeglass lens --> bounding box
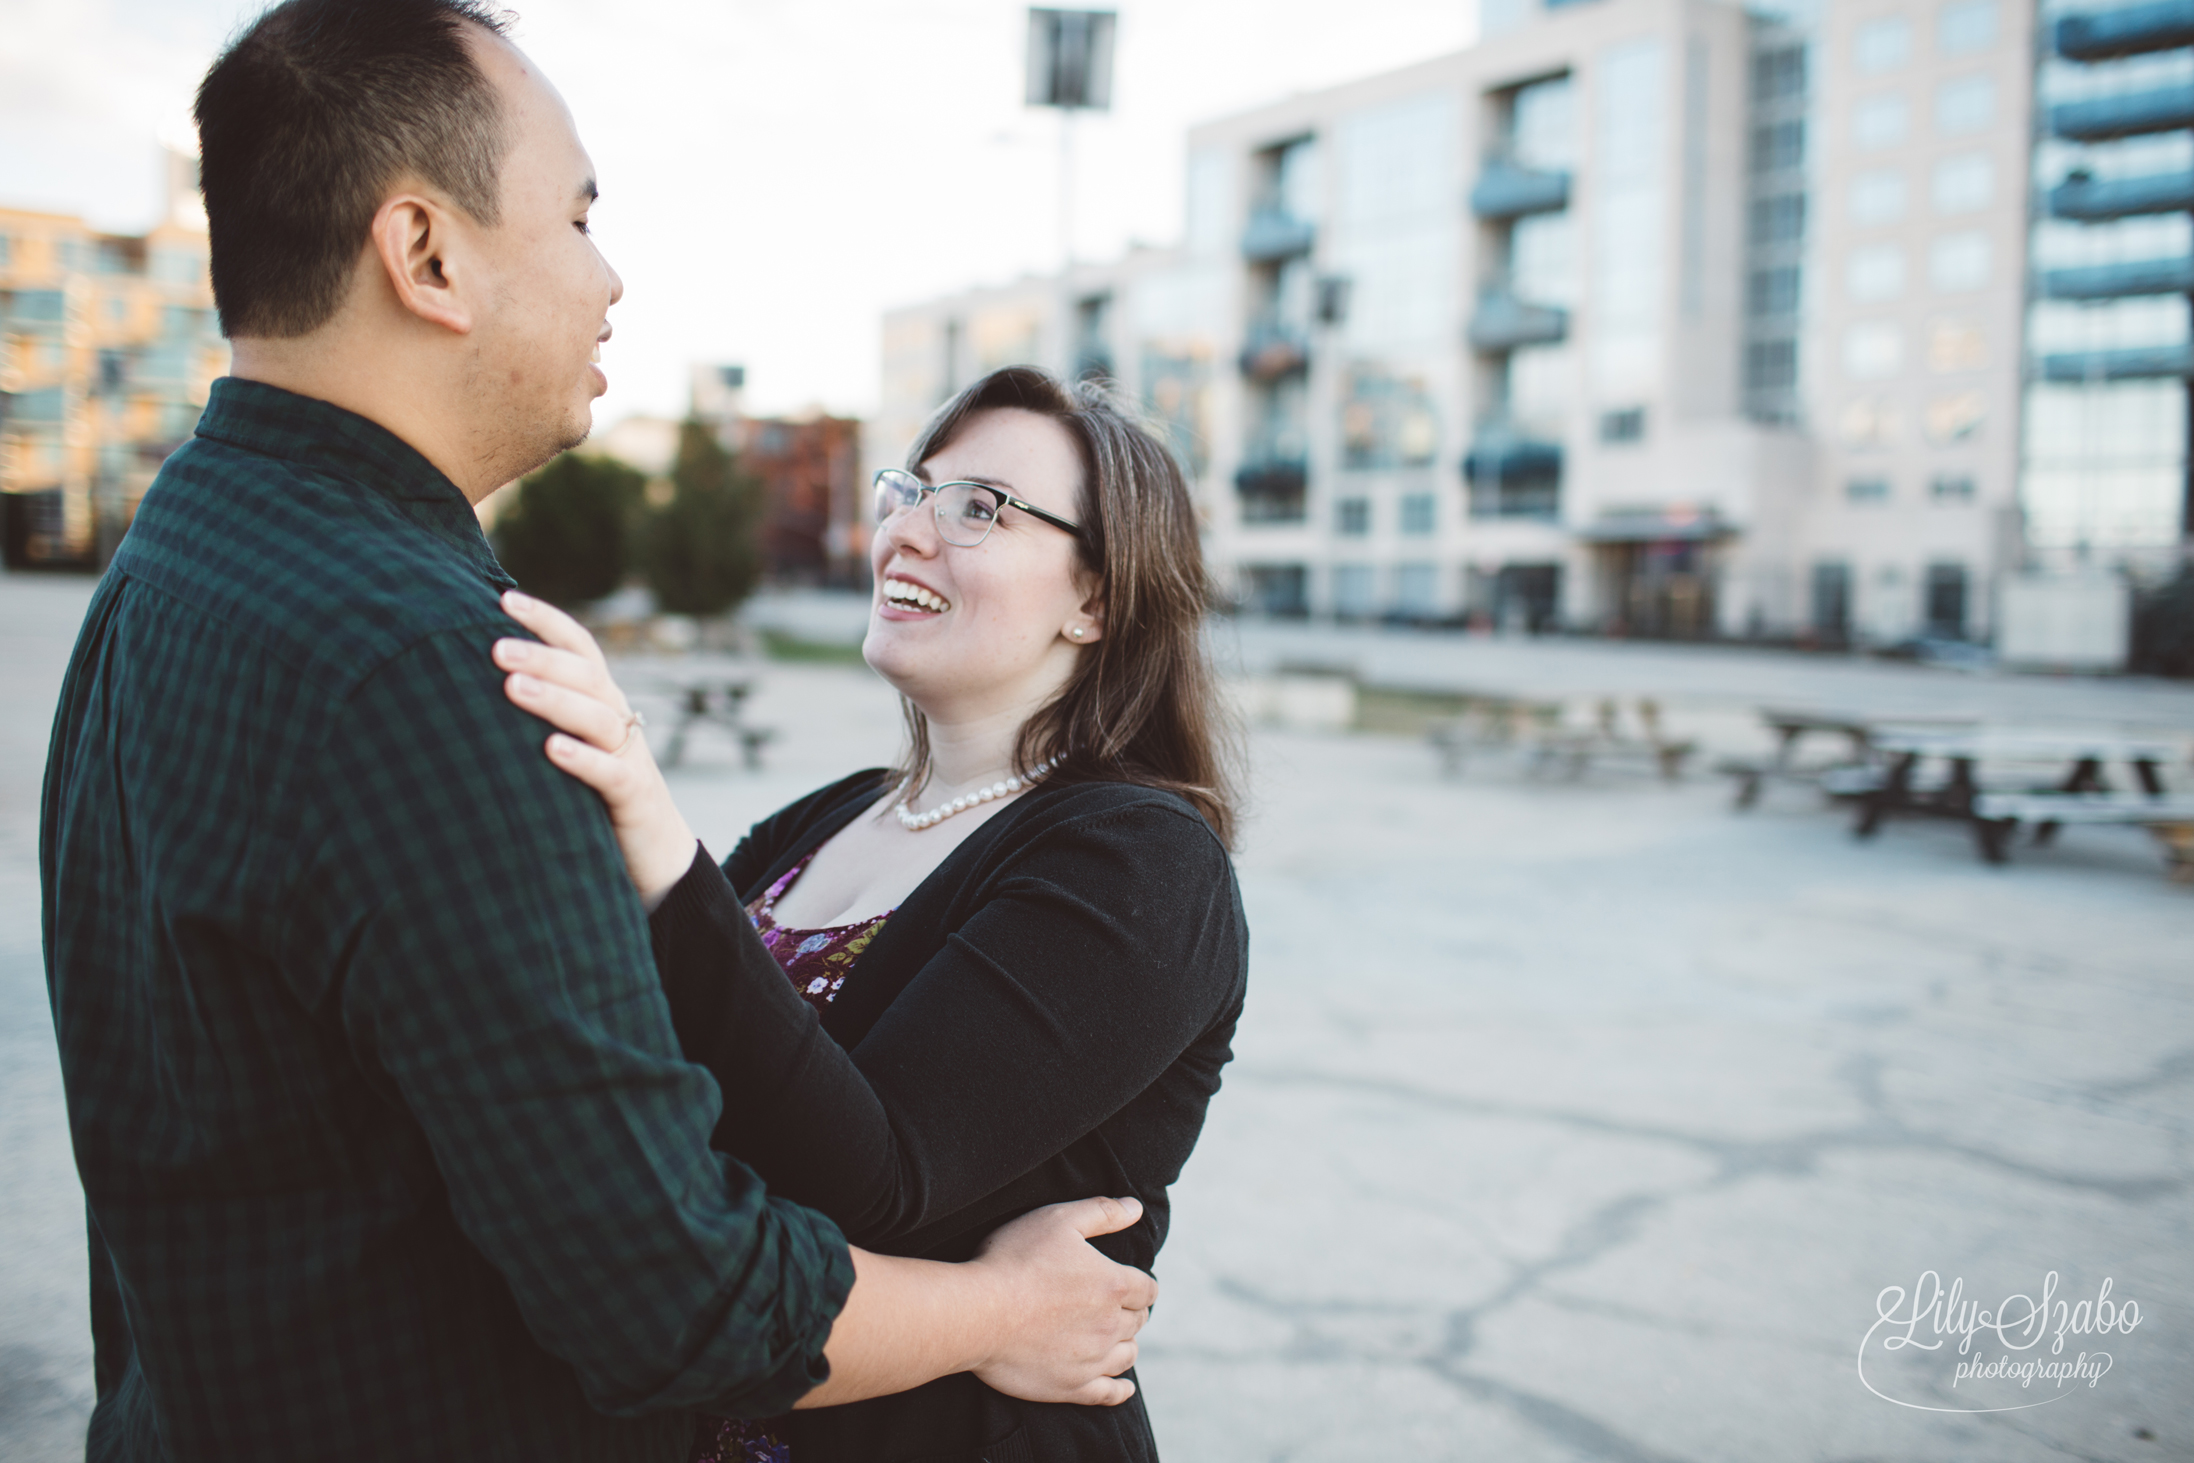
[874,473,1000,547]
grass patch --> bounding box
[1352,685,1480,736]
[759,628,868,665]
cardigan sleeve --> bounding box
[648,801,1242,1248]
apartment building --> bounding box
[879,0,2177,643]
[1,152,228,568]
[2024,0,2194,564]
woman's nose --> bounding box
[877,497,941,558]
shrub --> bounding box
[493,453,644,606]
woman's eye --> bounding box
[574,218,592,235]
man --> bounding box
[40,3,1154,1459]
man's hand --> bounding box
[797,1196,1156,1410]
[967,1196,1157,1406]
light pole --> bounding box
[1025,8,1116,271]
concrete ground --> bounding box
[4,571,2190,1461]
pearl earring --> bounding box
[1069,627,1084,639]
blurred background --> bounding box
[5,0,2194,1459]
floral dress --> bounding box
[690,853,891,1463]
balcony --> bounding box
[2049,84,2194,140]
[1463,427,1562,521]
[2039,345,2194,381]
[1241,208,1316,263]
[1238,320,1309,382]
[1234,457,1309,524]
[1,290,68,337]
[2039,255,2194,298]
[2056,0,2194,59]
[1469,161,1571,220]
[1467,291,1569,351]
[2048,169,2194,218]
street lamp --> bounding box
[1025,8,1116,269]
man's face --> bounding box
[461,32,622,473]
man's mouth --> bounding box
[590,344,603,364]
[882,577,952,614]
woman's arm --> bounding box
[649,803,1244,1247]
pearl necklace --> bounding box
[895,757,1060,831]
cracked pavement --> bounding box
[4,575,2190,1461]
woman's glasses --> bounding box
[873,468,1082,549]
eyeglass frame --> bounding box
[873,467,1083,546]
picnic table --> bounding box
[1717,708,1977,809]
[648,676,777,771]
[1852,727,2194,872]
[1428,697,1695,782]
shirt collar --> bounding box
[194,377,514,583]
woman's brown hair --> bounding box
[893,365,1242,848]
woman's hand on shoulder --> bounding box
[493,590,699,908]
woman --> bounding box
[493,366,1247,1463]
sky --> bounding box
[0,0,1478,422]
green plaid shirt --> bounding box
[41,379,853,1463]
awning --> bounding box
[1575,508,1735,543]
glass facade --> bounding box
[2023,0,2193,551]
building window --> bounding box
[1931,153,1992,214]
[1847,476,1892,503]
[1339,363,1439,470]
[1333,564,1377,617]
[1073,294,1113,382]
[1930,474,1977,501]
[1753,45,1806,102]
[1849,169,1908,226]
[1845,245,1906,302]
[1930,232,1991,291]
[1394,562,1441,616]
[1811,561,1852,639]
[1855,16,1911,74]
[1852,92,1909,149]
[1599,407,1647,442]
[1749,266,1802,315]
[1925,390,1987,441]
[1337,496,1371,535]
[1927,321,1987,374]
[1241,564,1309,616]
[1400,493,1436,535]
[1751,119,1805,172]
[1935,74,1994,134]
[1937,0,1998,57]
[1750,194,1806,245]
[1843,323,1905,379]
[1745,338,1798,391]
[1924,562,1969,638]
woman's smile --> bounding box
[878,572,953,617]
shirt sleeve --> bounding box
[294,626,853,1419]
[648,800,1244,1248]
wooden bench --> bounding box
[1969,790,2194,876]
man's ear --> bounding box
[368,193,473,336]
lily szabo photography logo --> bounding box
[1859,1271,2142,1413]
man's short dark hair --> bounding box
[195,0,514,339]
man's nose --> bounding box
[605,260,625,307]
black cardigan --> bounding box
[647,770,1249,1463]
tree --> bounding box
[493,453,643,606]
[641,420,764,617]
